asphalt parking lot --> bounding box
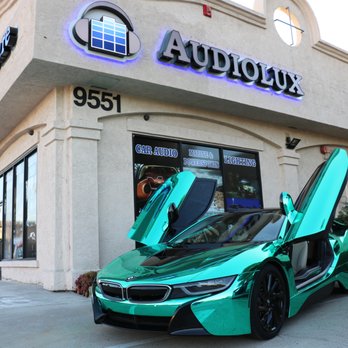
[1,280,348,348]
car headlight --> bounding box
[170,276,236,298]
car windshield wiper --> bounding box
[167,241,221,248]
[166,241,185,248]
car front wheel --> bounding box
[250,264,288,339]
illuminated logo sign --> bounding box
[158,30,304,98]
[71,1,140,61]
[0,27,18,68]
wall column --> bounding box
[39,119,103,290]
[66,120,103,289]
[277,149,301,198]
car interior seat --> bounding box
[292,241,308,275]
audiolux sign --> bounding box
[70,2,303,98]
[158,30,304,98]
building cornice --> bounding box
[0,0,17,18]
[313,40,348,64]
[148,0,266,28]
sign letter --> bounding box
[158,30,190,65]
[286,72,304,97]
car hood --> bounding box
[98,241,274,285]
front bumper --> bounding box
[92,287,207,335]
[92,276,253,336]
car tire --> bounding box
[336,281,348,293]
[250,264,288,340]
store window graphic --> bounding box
[71,1,140,61]
[133,136,180,216]
[181,144,225,214]
[133,135,263,217]
[222,149,262,210]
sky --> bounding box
[233,0,348,51]
[307,0,347,51]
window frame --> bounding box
[0,149,37,261]
[132,134,263,218]
[273,6,304,47]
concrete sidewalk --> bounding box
[1,280,348,348]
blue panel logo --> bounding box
[90,16,127,55]
[71,1,140,61]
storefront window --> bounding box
[133,136,180,215]
[0,150,37,260]
[274,7,303,47]
[222,149,262,209]
[13,162,24,259]
[25,152,37,258]
[4,170,13,259]
[182,144,224,213]
[132,135,263,217]
[0,176,3,260]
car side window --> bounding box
[332,183,348,235]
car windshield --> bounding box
[169,210,285,246]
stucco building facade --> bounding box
[0,0,347,290]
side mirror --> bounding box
[279,192,303,224]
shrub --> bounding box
[75,271,97,297]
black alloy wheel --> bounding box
[250,264,288,339]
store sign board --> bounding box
[158,30,304,98]
[0,26,18,68]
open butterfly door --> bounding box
[282,148,348,242]
[128,171,216,246]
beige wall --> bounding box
[2,85,348,289]
[0,0,347,290]
[0,0,347,140]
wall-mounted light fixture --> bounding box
[286,136,301,149]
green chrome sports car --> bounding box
[92,148,348,339]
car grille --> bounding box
[100,282,123,300]
[99,282,171,302]
[127,286,171,302]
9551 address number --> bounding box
[73,86,121,113]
